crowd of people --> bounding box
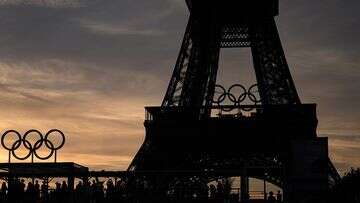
[0,179,282,203]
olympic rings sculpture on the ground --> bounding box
[1,129,65,163]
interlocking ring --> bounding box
[1,129,65,162]
[229,84,248,104]
[213,85,227,105]
[241,84,262,112]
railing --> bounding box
[145,104,317,122]
[229,188,267,200]
[145,105,261,121]
[0,186,274,203]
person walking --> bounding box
[268,191,276,203]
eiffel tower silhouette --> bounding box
[129,1,340,202]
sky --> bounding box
[0,0,359,174]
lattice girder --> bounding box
[162,14,300,109]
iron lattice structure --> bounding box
[129,1,340,202]
[162,0,300,109]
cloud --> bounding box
[0,59,166,100]
[0,0,87,8]
[79,20,164,36]
[326,134,360,174]
[0,59,153,170]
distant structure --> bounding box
[0,129,89,202]
[1,129,65,163]
[129,0,340,202]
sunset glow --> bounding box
[0,0,359,175]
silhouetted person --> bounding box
[276,190,282,202]
[83,180,91,203]
[55,182,61,191]
[96,182,105,203]
[106,179,115,201]
[75,181,84,202]
[55,182,61,203]
[268,191,276,203]
[17,179,26,202]
[209,184,216,200]
[0,182,7,202]
[19,179,25,193]
[90,180,97,202]
[7,179,17,203]
[26,182,36,203]
[61,180,68,192]
[34,180,40,200]
[76,181,83,191]
[60,181,68,202]
[115,180,124,201]
[41,181,49,202]
[216,181,225,200]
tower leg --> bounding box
[250,18,300,105]
[284,138,329,203]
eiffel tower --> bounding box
[128,0,340,202]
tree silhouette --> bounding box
[328,168,360,203]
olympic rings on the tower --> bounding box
[212,84,262,107]
[1,129,65,162]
